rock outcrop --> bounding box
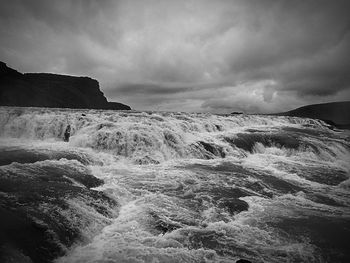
[0,61,131,110]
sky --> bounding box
[1,0,350,113]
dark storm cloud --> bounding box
[117,83,191,95]
[1,0,350,113]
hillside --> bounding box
[277,101,350,128]
[0,61,131,110]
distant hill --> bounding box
[277,101,350,128]
[0,61,131,110]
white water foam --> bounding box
[1,107,349,263]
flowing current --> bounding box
[0,107,349,263]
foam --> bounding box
[0,107,338,164]
[1,107,350,262]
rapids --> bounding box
[0,106,349,263]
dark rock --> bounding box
[0,61,131,110]
[236,259,252,263]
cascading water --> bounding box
[0,106,349,263]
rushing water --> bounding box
[0,107,349,263]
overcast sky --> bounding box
[1,0,349,113]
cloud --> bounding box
[0,0,349,112]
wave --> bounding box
[0,159,119,262]
[1,107,345,165]
[1,107,350,263]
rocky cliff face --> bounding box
[0,61,131,110]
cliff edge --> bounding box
[0,61,131,110]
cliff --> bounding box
[277,101,350,128]
[0,61,131,110]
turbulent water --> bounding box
[0,107,350,263]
